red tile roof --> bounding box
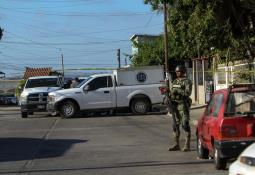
[23,67,52,79]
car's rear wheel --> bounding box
[214,147,227,170]
[59,100,77,118]
[21,112,28,118]
[131,98,150,114]
[196,136,209,159]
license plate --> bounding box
[37,105,45,109]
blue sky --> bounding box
[0,0,163,77]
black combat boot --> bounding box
[168,132,180,151]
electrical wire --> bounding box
[0,7,154,17]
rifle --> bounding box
[166,91,178,129]
[165,76,178,129]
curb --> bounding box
[190,104,207,110]
[0,106,20,111]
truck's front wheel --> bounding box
[59,100,77,118]
[131,98,150,115]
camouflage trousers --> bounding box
[172,104,191,135]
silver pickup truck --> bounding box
[19,76,63,118]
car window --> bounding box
[213,94,224,117]
[226,90,255,116]
[88,76,112,90]
[107,76,113,87]
[205,93,224,117]
[205,95,216,116]
[77,77,92,88]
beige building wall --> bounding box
[198,85,205,104]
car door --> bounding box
[81,76,116,110]
[202,93,224,149]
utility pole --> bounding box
[61,53,64,81]
[163,1,170,90]
[125,57,127,66]
[0,27,3,40]
[117,49,121,68]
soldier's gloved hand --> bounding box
[175,88,183,95]
[172,88,178,94]
[171,92,176,98]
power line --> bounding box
[5,31,61,50]
[3,0,104,3]
[0,44,128,59]
[144,13,155,28]
[3,13,162,38]
[0,7,154,17]
[1,0,106,9]
[1,40,128,46]
[0,44,60,60]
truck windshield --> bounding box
[77,77,92,88]
[226,90,255,116]
[25,78,59,88]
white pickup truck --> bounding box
[47,66,165,118]
[20,76,63,118]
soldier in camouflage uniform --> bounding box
[168,65,192,152]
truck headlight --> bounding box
[48,95,56,102]
[240,156,255,166]
[20,95,27,105]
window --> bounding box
[213,94,224,117]
[205,95,216,116]
[226,90,255,115]
[107,76,113,87]
[88,76,112,90]
[205,93,224,117]
[25,78,58,88]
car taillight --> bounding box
[159,87,166,95]
[220,126,238,138]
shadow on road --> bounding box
[0,137,87,162]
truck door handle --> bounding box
[104,91,109,93]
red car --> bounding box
[196,84,255,170]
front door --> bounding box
[202,93,224,149]
[81,76,116,110]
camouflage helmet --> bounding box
[175,65,186,72]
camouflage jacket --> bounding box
[170,77,192,105]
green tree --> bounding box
[15,79,25,98]
[134,0,255,67]
[132,36,164,67]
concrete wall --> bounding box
[198,85,205,104]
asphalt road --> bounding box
[0,106,228,175]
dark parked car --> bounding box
[0,94,17,105]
